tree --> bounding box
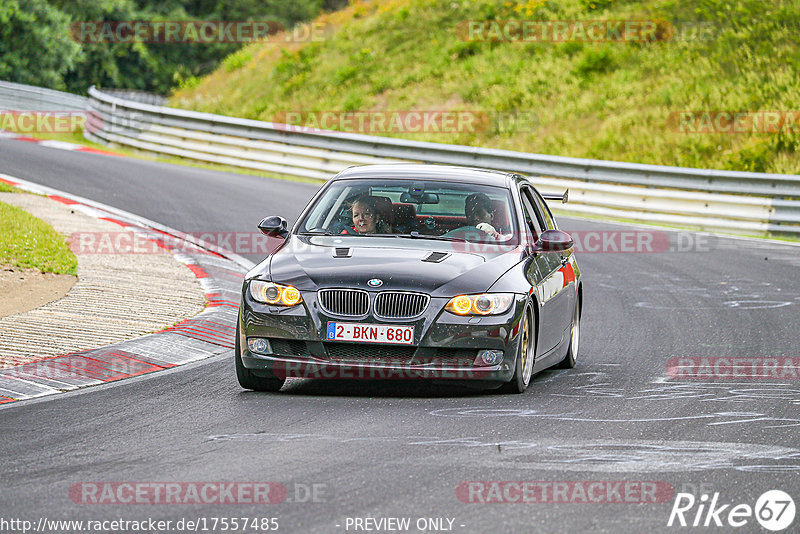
[0,0,81,90]
[0,0,350,94]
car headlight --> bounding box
[445,293,515,316]
[249,281,303,306]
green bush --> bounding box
[170,0,800,174]
[580,0,615,12]
[573,45,617,76]
[223,49,252,72]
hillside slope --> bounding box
[171,0,800,174]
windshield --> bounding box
[297,178,518,244]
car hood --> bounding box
[257,235,522,297]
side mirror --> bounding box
[535,229,573,252]
[258,216,289,238]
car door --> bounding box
[520,186,562,353]
[528,186,576,349]
[520,186,574,352]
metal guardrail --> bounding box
[0,81,88,112]
[100,89,167,106]
[84,86,800,236]
[2,80,799,237]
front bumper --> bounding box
[239,289,527,383]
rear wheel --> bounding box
[235,323,285,392]
[508,308,534,393]
[557,300,580,369]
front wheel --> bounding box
[235,323,285,392]
[508,308,534,394]
[556,300,580,369]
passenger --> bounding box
[342,195,391,234]
[465,192,501,239]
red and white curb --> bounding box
[0,173,254,405]
[0,130,122,157]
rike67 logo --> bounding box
[668,490,795,531]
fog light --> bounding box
[247,338,271,354]
[476,350,503,366]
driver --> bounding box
[465,192,501,239]
[342,195,391,234]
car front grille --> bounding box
[374,292,430,319]
[322,343,479,368]
[318,289,369,317]
[324,342,417,363]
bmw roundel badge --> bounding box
[367,278,383,288]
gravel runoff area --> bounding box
[0,192,206,368]
[0,266,77,317]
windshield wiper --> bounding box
[301,231,469,242]
[297,230,336,236]
[394,233,468,243]
[298,231,399,237]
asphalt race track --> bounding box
[2,139,800,533]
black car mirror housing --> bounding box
[534,229,573,252]
[258,215,289,238]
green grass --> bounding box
[0,183,20,193]
[170,0,800,174]
[0,201,78,275]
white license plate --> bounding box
[326,322,414,345]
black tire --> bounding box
[556,299,580,369]
[508,307,534,394]
[235,323,285,392]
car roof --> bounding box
[333,164,517,188]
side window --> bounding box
[519,189,542,240]
[531,189,557,230]
[521,187,547,234]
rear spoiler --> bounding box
[543,190,568,204]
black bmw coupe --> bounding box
[236,164,581,393]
